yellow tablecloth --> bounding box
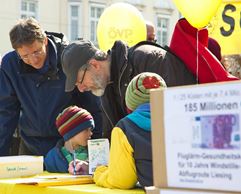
[0,173,144,194]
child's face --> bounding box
[71,127,93,148]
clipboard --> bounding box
[16,174,93,187]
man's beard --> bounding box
[91,74,106,96]
[92,88,105,96]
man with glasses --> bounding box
[0,18,102,156]
[61,38,197,139]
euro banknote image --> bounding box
[192,114,240,149]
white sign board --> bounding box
[151,81,241,192]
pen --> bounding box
[73,150,76,175]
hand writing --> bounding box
[68,160,89,175]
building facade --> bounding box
[0,0,180,55]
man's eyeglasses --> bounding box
[76,67,88,86]
[18,48,44,61]
[80,67,88,84]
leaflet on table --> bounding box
[0,155,43,178]
[163,82,241,191]
[15,174,93,187]
[88,138,109,174]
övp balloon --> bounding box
[97,3,146,51]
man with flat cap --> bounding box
[61,36,197,139]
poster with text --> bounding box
[164,82,241,191]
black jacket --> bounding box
[101,40,195,139]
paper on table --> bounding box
[0,155,43,178]
[15,174,93,187]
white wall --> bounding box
[0,0,180,57]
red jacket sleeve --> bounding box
[169,18,239,83]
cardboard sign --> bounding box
[150,81,241,192]
[145,187,232,194]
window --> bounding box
[156,16,170,46]
[20,0,38,19]
[68,1,83,41]
[89,4,104,44]
[70,5,79,40]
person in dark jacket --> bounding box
[61,39,195,139]
[0,17,102,156]
[45,105,94,173]
[61,18,237,140]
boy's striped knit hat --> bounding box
[56,106,95,141]
[125,72,166,113]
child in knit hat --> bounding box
[44,105,95,173]
[93,72,166,189]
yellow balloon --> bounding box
[173,0,222,29]
[97,3,146,51]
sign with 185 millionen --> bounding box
[151,81,241,192]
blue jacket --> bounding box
[44,139,69,172]
[0,33,102,156]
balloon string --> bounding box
[196,30,199,84]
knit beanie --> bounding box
[125,72,167,112]
[56,106,95,141]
